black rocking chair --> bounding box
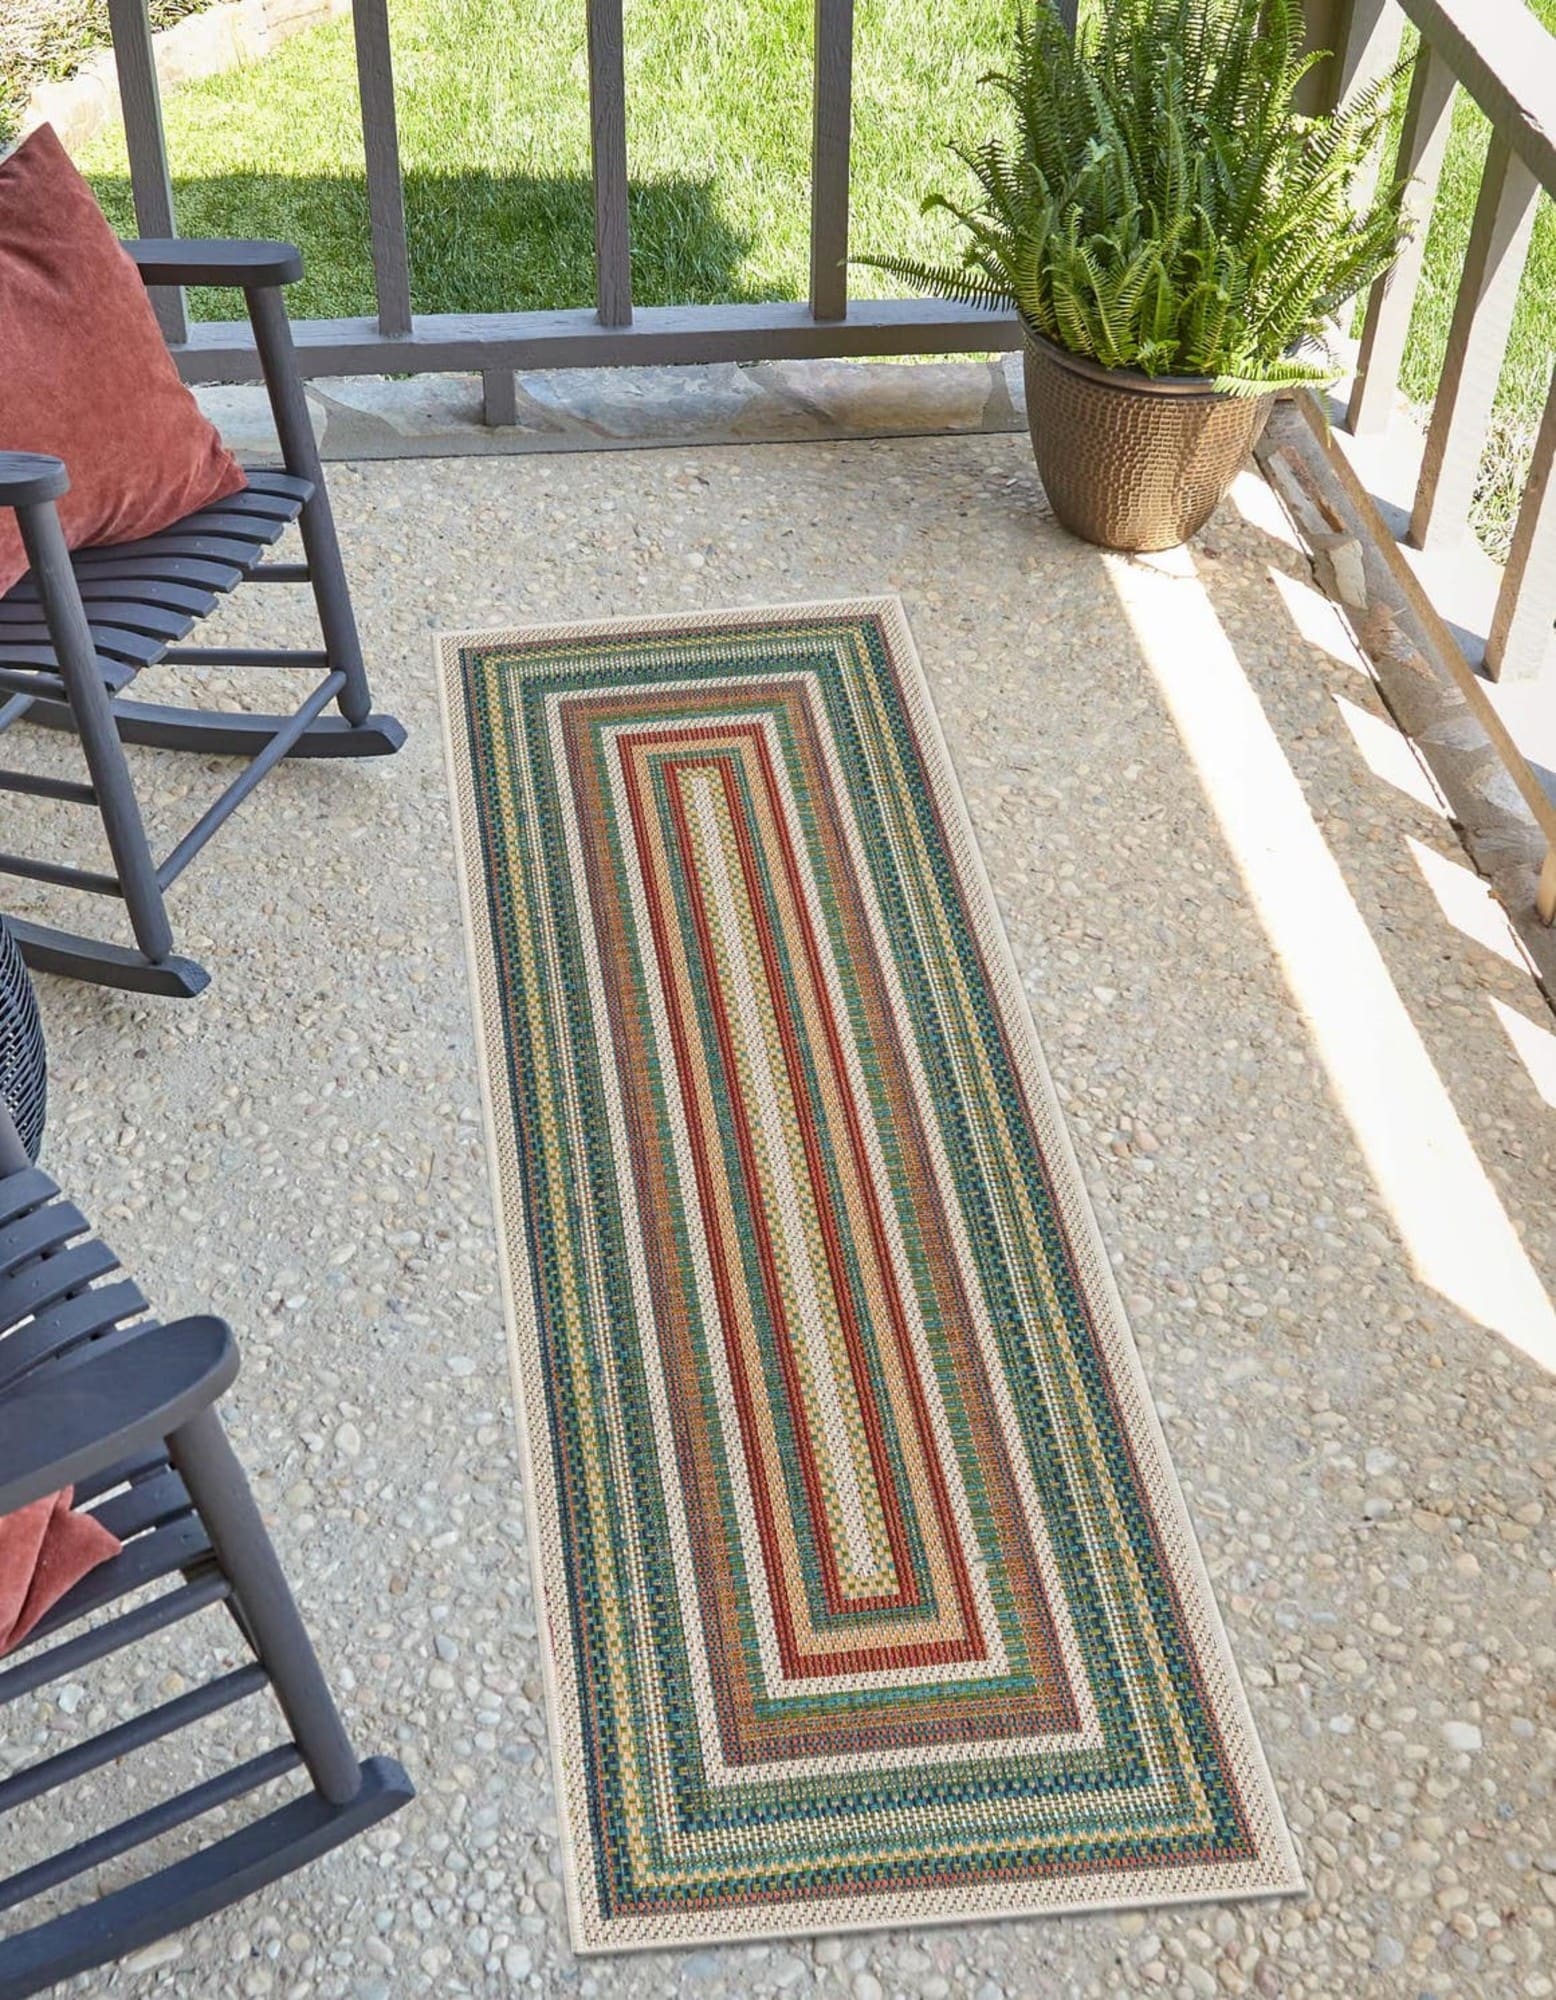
[0,240,405,999]
[0,1103,412,1997]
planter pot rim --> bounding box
[1019,323,1252,401]
[1020,329,1274,552]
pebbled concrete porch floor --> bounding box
[3,411,1555,2000]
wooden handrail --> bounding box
[1388,0,1556,200]
[1311,0,1556,915]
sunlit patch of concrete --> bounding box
[1109,542,1556,1374]
[1331,694,1449,816]
[1491,996,1556,1111]
[1227,468,1307,555]
[1264,566,1371,674]
[1407,838,1531,973]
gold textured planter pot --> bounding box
[1022,329,1275,553]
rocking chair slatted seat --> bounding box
[0,1108,412,1999]
[0,239,405,999]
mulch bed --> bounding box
[0,0,214,138]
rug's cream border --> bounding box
[436,598,1303,1955]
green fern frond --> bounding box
[856,253,1012,313]
[857,0,1410,387]
[1213,354,1337,397]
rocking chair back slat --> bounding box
[0,620,168,665]
[0,1168,53,1227]
[89,1462,195,1542]
[0,1200,88,1274]
[0,1239,120,1324]
[7,555,245,596]
[0,598,196,640]
[20,1514,213,1644]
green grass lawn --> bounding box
[80,0,1012,323]
[78,0,1554,556]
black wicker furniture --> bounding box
[0,1103,412,1996]
[0,920,43,1163]
[0,240,405,999]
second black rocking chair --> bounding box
[0,1102,413,1996]
[0,240,405,999]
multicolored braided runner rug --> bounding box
[438,600,1299,1951]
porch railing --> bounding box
[102,0,1554,903]
[103,0,1064,409]
[1305,0,1556,919]
[1312,0,1556,684]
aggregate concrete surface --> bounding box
[3,420,1553,2000]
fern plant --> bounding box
[865,0,1408,395]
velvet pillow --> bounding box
[0,124,245,597]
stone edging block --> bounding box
[21,0,352,156]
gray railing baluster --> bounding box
[1485,363,1556,682]
[1347,41,1456,435]
[105,0,186,347]
[1317,0,1406,218]
[587,0,633,328]
[1331,0,1406,105]
[1298,0,1401,116]
[1392,0,1556,195]
[351,0,413,339]
[810,0,855,323]
[481,369,520,428]
[1410,132,1539,548]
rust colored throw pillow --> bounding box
[0,124,245,597]
[0,1486,121,1656]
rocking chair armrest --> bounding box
[0,452,68,511]
[122,239,304,289]
[0,1316,237,1517]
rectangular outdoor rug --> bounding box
[438,599,1300,1951]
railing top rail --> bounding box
[1390,0,1556,201]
